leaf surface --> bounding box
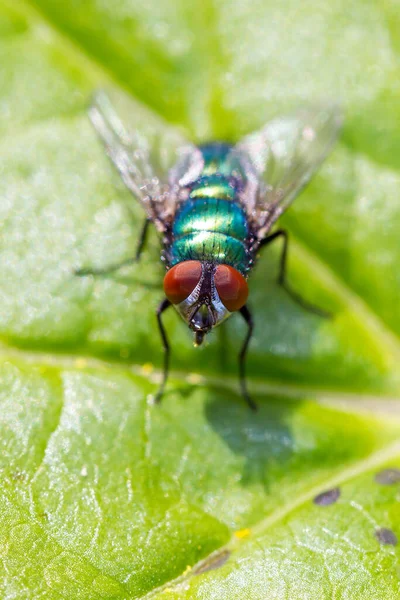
[1,1,400,597]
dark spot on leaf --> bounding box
[313,487,340,506]
[194,549,231,575]
[375,528,398,546]
[374,468,400,485]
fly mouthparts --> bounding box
[194,331,205,346]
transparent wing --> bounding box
[89,89,204,229]
[233,105,343,238]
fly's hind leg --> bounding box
[259,229,331,318]
[75,217,150,277]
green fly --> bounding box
[77,91,342,409]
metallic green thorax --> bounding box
[170,144,251,274]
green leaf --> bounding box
[1,0,400,597]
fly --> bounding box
[77,90,342,409]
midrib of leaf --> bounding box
[0,342,399,407]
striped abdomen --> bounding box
[169,173,251,275]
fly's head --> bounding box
[163,261,248,345]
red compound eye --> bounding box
[214,264,248,312]
[164,261,202,304]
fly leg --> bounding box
[239,305,257,411]
[154,298,172,403]
[75,218,150,276]
[259,229,331,318]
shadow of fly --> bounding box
[77,90,342,409]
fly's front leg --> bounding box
[238,305,257,411]
[75,218,150,276]
[154,298,172,403]
[259,229,331,318]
